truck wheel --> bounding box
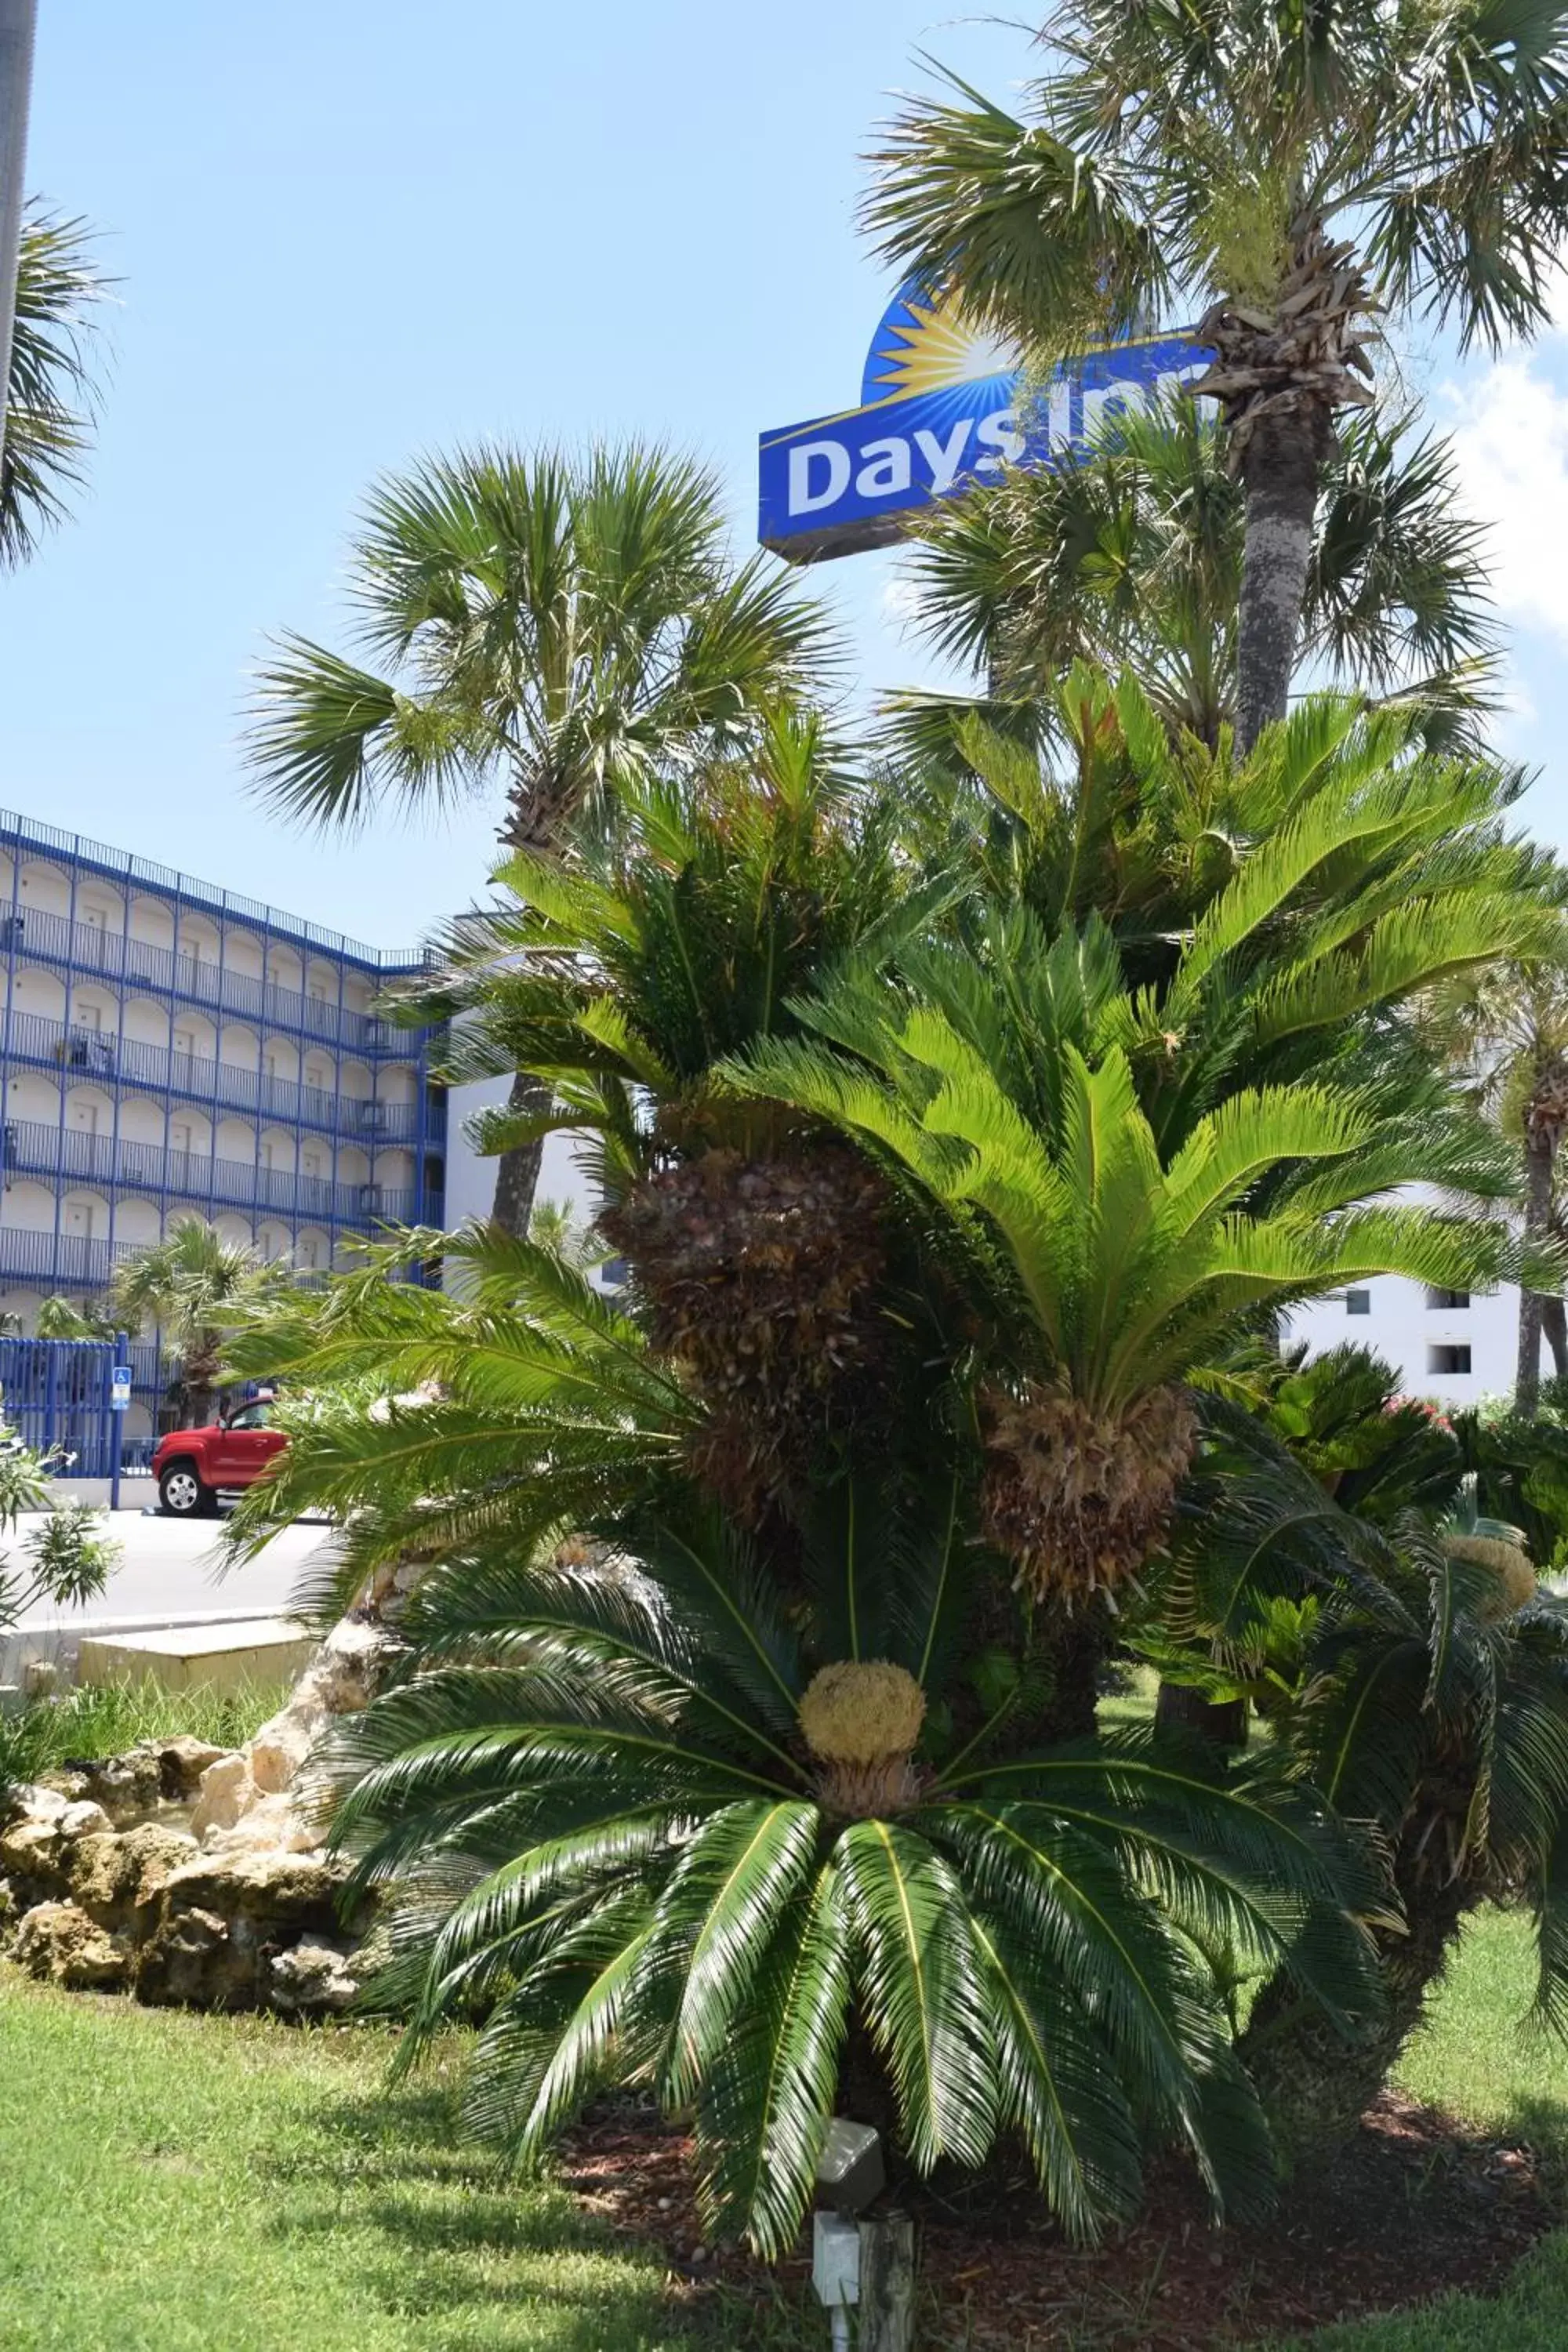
[159,1462,212,1518]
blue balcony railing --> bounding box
[0,1116,430,1228]
[0,903,410,1051]
[0,1007,434,1143]
[0,808,428,970]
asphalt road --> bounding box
[12,1511,335,1632]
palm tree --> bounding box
[898,399,1497,751]
[864,2,1568,746]
[1429,967,1568,1415]
[3,203,108,570]
[32,1294,114,1341]
[312,1479,1377,2253]
[108,1219,285,1428]
[242,442,837,1234]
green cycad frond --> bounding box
[222,1224,699,1607]
[325,1485,1374,2252]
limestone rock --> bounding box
[157,1846,350,1934]
[248,1700,328,1796]
[13,1899,131,1990]
[57,1800,114,1842]
[70,1823,198,1929]
[3,1781,71,1828]
[307,1616,397,1715]
[133,1902,259,2009]
[202,1795,319,1857]
[152,1736,233,1798]
[46,1747,164,1828]
[189,1752,255,1839]
[0,1815,71,1896]
[268,1936,361,2016]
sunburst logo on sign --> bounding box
[758,276,1208,560]
[859,284,1021,408]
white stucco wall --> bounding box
[1287,1276,1541,1406]
[442,1073,601,1240]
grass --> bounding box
[0,1975,732,2352]
[2,1666,1567,2352]
[1265,1907,1568,2349]
[0,1672,289,1785]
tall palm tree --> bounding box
[864,2,1568,747]
[3,203,108,570]
[898,399,1497,751]
[1431,966,1568,1415]
[242,442,837,1234]
[108,1218,285,1427]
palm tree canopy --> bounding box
[2,203,109,571]
[865,3,1568,361]
[108,1219,285,1373]
[865,4,1568,747]
[243,441,839,849]
[898,398,1498,748]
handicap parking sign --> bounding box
[110,1365,132,1410]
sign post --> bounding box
[108,1334,131,1512]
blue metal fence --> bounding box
[0,1336,119,1475]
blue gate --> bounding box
[0,1337,118,1475]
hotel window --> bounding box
[1425,1287,1471,1310]
[1345,1289,1371,1316]
[1428,1345,1472,1376]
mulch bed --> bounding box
[560,2089,1555,2347]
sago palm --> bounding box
[320,1486,1382,2254]
[898,399,1497,750]
[865,1,1568,746]
[403,719,954,1510]
[1143,1348,1568,2147]
[914,673,1563,1043]
[220,1221,702,1618]
[720,910,1551,1617]
[244,441,836,1232]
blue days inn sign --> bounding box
[758,283,1210,562]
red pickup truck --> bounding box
[152,1397,288,1517]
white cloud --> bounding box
[879,574,922,626]
[1443,354,1568,648]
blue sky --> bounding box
[5,3,1568,951]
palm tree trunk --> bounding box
[1154,1680,1247,1749]
[1544,1295,1568,1384]
[1516,1127,1557,1417]
[488,1069,550,1239]
[1236,409,1330,753]
[1240,1870,1473,2161]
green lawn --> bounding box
[0,1974,713,2352]
[5,1911,1568,2350]
[1270,1908,1568,2350]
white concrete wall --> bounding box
[1287,1276,1540,1406]
[444,1072,600,1243]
